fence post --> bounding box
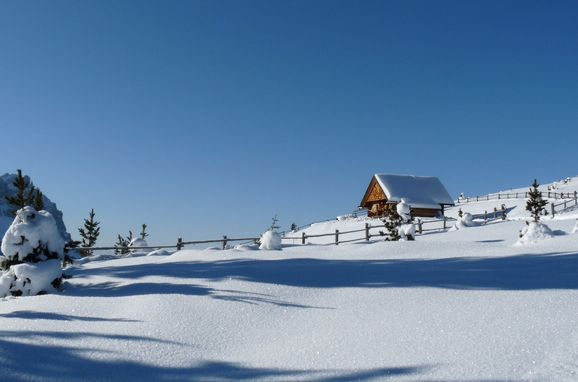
[335,230,339,245]
[498,194,501,200]
[301,232,306,245]
[484,210,488,224]
[222,235,228,250]
[486,195,489,201]
[564,200,567,209]
[176,237,183,251]
[575,191,577,200]
[365,223,370,241]
[417,219,423,234]
[476,196,479,202]
[443,216,447,230]
[493,207,497,219]
[551,203,555,217]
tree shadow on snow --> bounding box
[80,251,578,291]
[0,310,139,322]
[63,280,328,309]
[0,331,430,382]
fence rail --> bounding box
[458,191,577,204]
[67,235,260,253]
[551,197,578,216]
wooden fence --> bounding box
[66,235,260,253]
[551,197,578,217]
[281,216,461,246]
[458,191,577,204]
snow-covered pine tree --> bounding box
[140,224,149,240]
[526,179,548,222]
[381,206,402,241]
[5,169,36,216]
[78,209,100,256]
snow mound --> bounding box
[515,222,554,245]
[259,230,282,250]
[146,249,172,257]
[1,206,65,262]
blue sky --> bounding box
[1,1,577,245]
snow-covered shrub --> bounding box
[451,212,478,231]
[127,237,149,256]
[516,221,554,246]
[0,206,64,297]
[396,199,415,241]
[259,230,282,250]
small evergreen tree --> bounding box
[381,206,402,241]
[140,224,149,240]
[5,169,36,216]
[78,209,100,256]
[33,189,44,211]
[269,214,280,231]
[526,179,548,222]
[114,231,133,255]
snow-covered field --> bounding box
[1,216,577,381]
[1,177,578,381]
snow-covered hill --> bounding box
[0,177,577,381]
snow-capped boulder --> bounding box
[259,230,282,250]
[516,221,554,245]
[0,206,64,297]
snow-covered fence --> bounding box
[282,217,458,246]
[458,191,576,204]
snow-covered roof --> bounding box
[374,174,455,209]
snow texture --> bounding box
[374,174,454,209]
[1,206,65,262]
[259,230,282,250]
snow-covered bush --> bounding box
[396,199,415,241]
[450,212,478,231]
[0,206,64,297]
[127,237,149,256]
[259,230,282,250]
[516,221,554,246]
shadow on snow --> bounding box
[80,251,578,291]
[0,331,430,382]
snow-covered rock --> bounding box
[259,230,282,250]
[516,221,554,245]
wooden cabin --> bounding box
[360,174,455,218]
